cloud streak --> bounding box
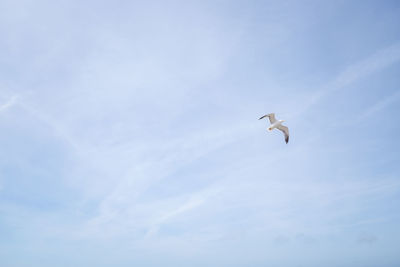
[295,42,400,117]
[0,95,17,113]
[1,1,400,266]
[359,90,400,119]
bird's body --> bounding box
[268,120,284,131]
[259,113,289,144]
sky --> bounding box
[1,0,400,266]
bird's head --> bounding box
[280,120,285,123]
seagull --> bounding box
[259,113,289,144]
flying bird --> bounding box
[259,113,289,144]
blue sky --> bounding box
[1,0,400,266]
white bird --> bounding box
[259,113,289,144]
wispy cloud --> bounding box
[0,95,18,113]
[295,42,400,117]
[359,90,400,120]
[332,42,400,90]
[1,1,400,266]
[77,124,245,239]
[144,188,219,238]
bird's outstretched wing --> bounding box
[259,113,276,124]
[277,125,289,144]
